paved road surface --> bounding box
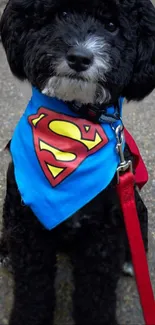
[0,1,155,324]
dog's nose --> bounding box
[66,48,94,72]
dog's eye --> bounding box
[105,21,117,33]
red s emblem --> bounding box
[28,107,108,187]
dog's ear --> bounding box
[0,0,35,80]
[123,0,155,101]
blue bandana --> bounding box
[11,88,124,230]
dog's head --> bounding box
[1,0,155,104]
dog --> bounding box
[0,0,155,324]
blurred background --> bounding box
[0,0,155,324]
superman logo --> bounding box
[28,107,108,187]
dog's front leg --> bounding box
[3,163,57,325]
[70,222,123,325]
[9,238,57,325]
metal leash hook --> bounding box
[114,124,133,183]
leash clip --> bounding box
[114,125,133,183]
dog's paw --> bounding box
[122,262,134,277]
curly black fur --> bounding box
[0,148,148,325]
[0,0,155,324]
[1,0,155,103]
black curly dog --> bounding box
[0,0,155,324]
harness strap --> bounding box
[117,171,155,325]
[124,128,148,189]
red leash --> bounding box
[117,172,155,325]
[115,125,155,325]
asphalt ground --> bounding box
[0,1,155,324]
